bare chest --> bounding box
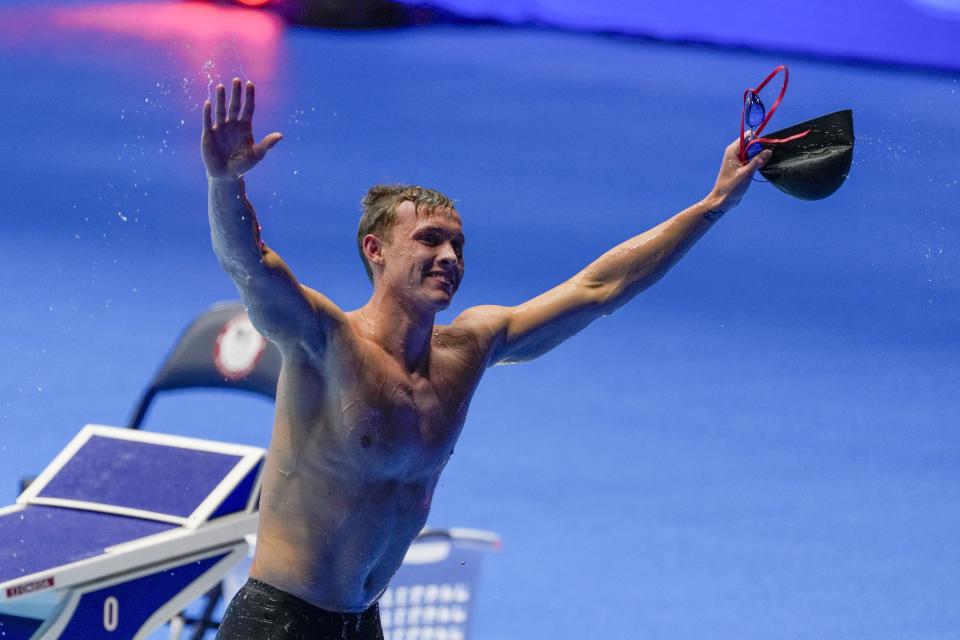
[318,348,483,476]
[274,322,490,484]
[345,373,456,457]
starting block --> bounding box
[0,425,264,639]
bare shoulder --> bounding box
[438,305,512,367]
[449,305,511,339]
[266,283,357,368]
[299,283,350,329]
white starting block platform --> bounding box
[0,425,264,639]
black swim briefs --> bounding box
[216,578,384,640]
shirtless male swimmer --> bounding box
[203,78,772,639]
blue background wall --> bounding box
[1,2,958,638]
[398,0,960,71]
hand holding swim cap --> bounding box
[707,139,772,214]
[202,78,283,180]
[737,66,854,200]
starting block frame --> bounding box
[0,425,265,639]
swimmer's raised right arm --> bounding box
[202,78,346,356]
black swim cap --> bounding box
[759,109,855,201]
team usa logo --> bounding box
[213,312,267,381]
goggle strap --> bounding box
[739,64,792,162]
[751,64,789,138]
[753,129,812,146]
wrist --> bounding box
[701,192,733,221]
[208,173,244,185]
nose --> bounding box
[437,241,459,267]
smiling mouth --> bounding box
[425,272,455,289]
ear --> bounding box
[362,234,386,269]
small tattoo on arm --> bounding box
[704,209,725,222]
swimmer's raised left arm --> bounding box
[457,140,771,366]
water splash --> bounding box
[201,58,217,97]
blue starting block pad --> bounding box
[0,424,264,640]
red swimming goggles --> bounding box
[739,64,811,163]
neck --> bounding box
[358,287,436,374]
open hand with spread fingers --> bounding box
[201,78,283,180]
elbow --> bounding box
[579,255,673,315]
[212,239,264,281]
[574,271,620,315]
[212,244,248,279]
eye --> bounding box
[418,233,439,246]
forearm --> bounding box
[578,195,727,312]
[207,176,266,277]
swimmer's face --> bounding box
[377,201,464,311]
